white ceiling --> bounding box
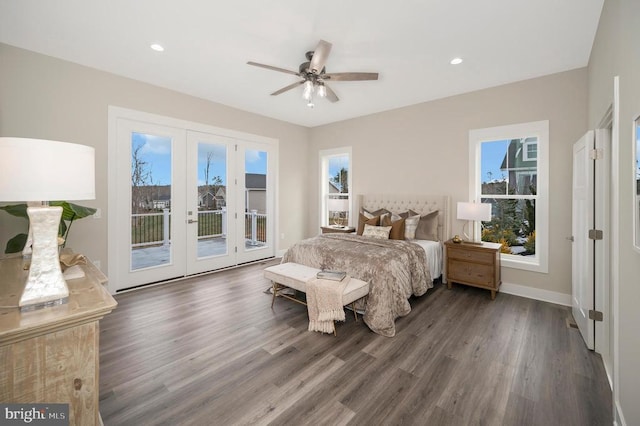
[0,0,604,128]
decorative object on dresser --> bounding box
[0,254,117,425]
[445,239,502,299]
[320,225,355,234]
[0,137,95,311]
[456,201,492,244]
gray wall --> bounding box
[588,0,640,423]
[0,43,310,272]
[309,68,588,295]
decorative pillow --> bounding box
[415,210,439,241]
[381,215,406,240]
[362,224,392,239]
[357,213,380,235]
[403,214,421,239]
[362,208,391,219]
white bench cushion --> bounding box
[264,263,369,305]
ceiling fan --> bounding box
[247,40,379,107]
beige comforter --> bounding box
[282,234,432,337]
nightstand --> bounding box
[321,226,356,234]
[444,240,502,299]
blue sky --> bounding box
[132,133,172,186]
[481,139,509,183]
[132,133,267,186]
[328,155,349,188]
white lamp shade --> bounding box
[328,197,349,212]
[0,137,95,201]
[457,201,492,222]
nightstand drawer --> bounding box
[448,260,495,287]
[447,247,494,264]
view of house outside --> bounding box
[480,138,537,256]
[327,155,349,226]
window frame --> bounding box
[319,147,352,228]
[469,120,549,273]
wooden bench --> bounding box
[264,263,369,323]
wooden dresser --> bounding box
[444,240,502,299]
[0,255,117,425]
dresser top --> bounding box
[445,240,502,251]
[0,255,117,345]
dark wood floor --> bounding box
[99,259,612,425]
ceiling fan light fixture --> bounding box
[317,83,327,98]
[302,80,314,100]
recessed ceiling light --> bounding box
[450,57,463,65]
[150,43,164,52]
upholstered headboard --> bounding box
[356,194,451,242]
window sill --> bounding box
[501,255,548,274]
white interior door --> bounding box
[115,118,186,290]
[186,131,237,274]
[572,131,595,349]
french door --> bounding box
[110,110,276,292]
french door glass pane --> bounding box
[197,142,227,258]
[130,133,172,270]
[245,149,267,249]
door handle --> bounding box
[567,236,574,242]
[188,219,198,224]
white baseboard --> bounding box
[500,281,571,306]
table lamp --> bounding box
[0,137,95,310]
[457,201,492,244]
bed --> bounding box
[282,194,450,337]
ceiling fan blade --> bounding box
[308,40,332,75]
[247,61,300,76]
[324,84,339,103]
[323,72,379,81]
[270,80,305,96]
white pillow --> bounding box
[362,224,392,239]
[404,214,421,239]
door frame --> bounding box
[107,106,279,294]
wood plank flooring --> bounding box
[99,259,612,425]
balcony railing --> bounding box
[131,208,266,247]
[245,210,267,246]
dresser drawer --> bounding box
[447,246,494,264]
[447,259,496,287]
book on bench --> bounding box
[316,270,347,281]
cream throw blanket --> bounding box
[306,276,350,334]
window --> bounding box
[320,147,352,227]
[523,137,538,161]
[469,121,549,273]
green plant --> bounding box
[0,202,96,254]
[523,231,536,254]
